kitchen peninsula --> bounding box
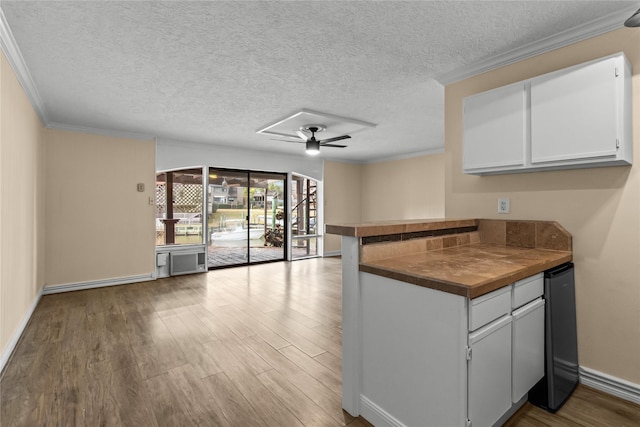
[326,219,572,427]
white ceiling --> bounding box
[1,1,636,162]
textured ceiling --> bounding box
[1,1,636,162]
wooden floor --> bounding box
[504,385,640,427]
[1,257,638,426]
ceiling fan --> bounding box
[274,125,351,155]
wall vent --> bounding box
[170,251,206,275]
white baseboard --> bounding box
[323,250,342,258]
[580,366,640,405]
[0,289,42,373]
[42,273,155,295]
[360,395,406,427]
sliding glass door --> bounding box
[208,170,249,267]
[208,168,286,268]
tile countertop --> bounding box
[327,218,573,299]
[360,243,572,299]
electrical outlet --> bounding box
[498,198,510,214]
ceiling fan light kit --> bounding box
[306,140,321,155]
[625,8,640,27]
[292,126,351,155]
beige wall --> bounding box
[45,129,156,286]
[0,51,45,356]
[323,160,362,253]
[445,28,640,383]
[323,154,446,253]
[361,153,445,222]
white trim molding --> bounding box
[360,395,407,427]
[363,147,445,165]
[42,273,155,295]
[580,366,640,405]
[46,121,155,142]
[323,250,342,258]
[0,6,47,124]
[0,289,42,373]
[434,6,635,85]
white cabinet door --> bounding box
[512,298,545,403]
[463,82,526,173]
[468,315,512,427]
[531,56,618,164]
[463,52,631,175]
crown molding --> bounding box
[0,6,48,124]
[322,147,444,165]
[434,6,634,85]
[362,147,445,165]
[46,121,155,141]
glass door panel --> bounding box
[208,169,249,268]
[248,172,286,263]
[291,175,319,259]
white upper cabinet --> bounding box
[463,52,632,175]
[531,56,619,164]
[463,82,526,173]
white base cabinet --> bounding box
[512,298,545,403]
[468,315,513,427]
[463,52,632,175]
[357,272,545,427]
[360,273,467,427]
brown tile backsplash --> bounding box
[360,243,395,263]
[358,219,570,263]
[361,226,478,246]
[478,219,506,245]
[361,232,479,262]
[361,234,402,245]
[536,222,572,251]
[506,221,536,248]
[426,237,444,251]
[442,235,459,248]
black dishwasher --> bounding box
[528,262,579,412]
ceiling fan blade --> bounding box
[270,138,304,143]
[320,143,347,148]
[318,135,351,144]
[295,130,309,141]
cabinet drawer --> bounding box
[469,286,511,331]
[512,273,543,309]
